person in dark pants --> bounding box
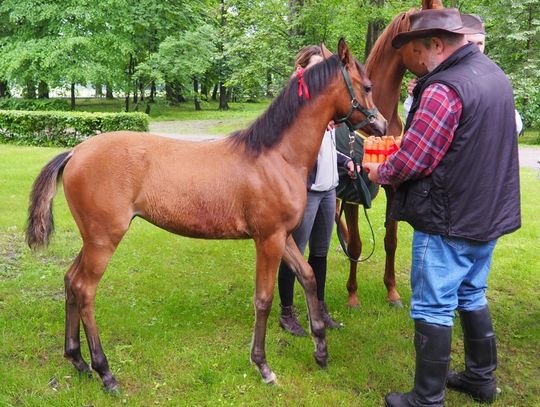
[363,9,521,406]
[278,45,357,336]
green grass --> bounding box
[0,144,539,406]
[519,129,540,145]
[74,97,270,122]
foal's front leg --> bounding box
[282,235,327,368]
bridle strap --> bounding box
[334,64,379,132]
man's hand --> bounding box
[362,162,381,184]
[346,160,360,179]
[407,79,417,96]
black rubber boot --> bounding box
[279,305,307,337]
[447,306,498,403]
[385,321,451,407]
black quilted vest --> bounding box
[393,43,521,241]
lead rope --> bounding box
[336,202,376,263]
[335,131,376,263]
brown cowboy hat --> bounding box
[392,8,484,49]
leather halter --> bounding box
[334,64,379,132]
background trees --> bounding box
[0,0,538,125]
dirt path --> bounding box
[149,120,540,169]
[518,145,540,169]
[149,119,235,141]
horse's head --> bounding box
[332,38,387,136]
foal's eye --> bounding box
[364,85,372,93]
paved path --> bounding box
[518,145,540,169]
[149,121,540,169]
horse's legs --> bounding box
[69,239,123,393]
[64,251,92,374]
[344,203,362,308]
[250,234,285,384]
[282,235,327,368]
[382,186,402,307]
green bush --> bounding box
[0,110,149,147]
[0,98,71,111]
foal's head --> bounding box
[329,38,387,136]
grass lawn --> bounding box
[74,97,270,123]
[0,144,539,406]
[519,129,540,145]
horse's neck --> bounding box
[277,96,335,174]
[368,54,407,136]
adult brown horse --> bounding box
[338,0,442,308]
[25,39,386,392]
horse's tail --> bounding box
[26,151,73,250]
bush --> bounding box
[0,110,149,147]
[0,98,71,111]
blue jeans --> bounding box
[410,231,497,326]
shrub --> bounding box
[0,110,149,147]
[0,98,71,111]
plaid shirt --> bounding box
[378,83,463,186]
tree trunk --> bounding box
[38,81,50,99]
[201,76,208,100]
[165,81,185,104]
[218,0,229,111]
[23,80,36,99]
[219,82,229,110]
[139,81,145,102]
[106,83,114,99]
[193,77,201,111]
[266,70,273,98]
[211,84,218,101]
[125,54,134,111]
[364,0,386,60]
[95,83,103,97]
[288,0,305,38]
[133,79,138,104]
[70,83,76,110]
[149,81,156,103]
[0,80,9,98]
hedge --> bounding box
[0,110,149,147]
[0,98,71,111]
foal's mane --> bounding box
[228,54,348,155]
[365,9,416,76]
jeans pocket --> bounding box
[442,235,466,251]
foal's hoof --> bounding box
[262,371,277,385]
[103,378,121,396]
[314,352,328,369]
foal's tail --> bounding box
[26,151,73,250]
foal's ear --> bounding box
[320,42,333,60]
[338,38,352,67]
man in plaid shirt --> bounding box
[363,8,521,407]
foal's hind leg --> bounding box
[282,235,327,368]
[68,237,125,393]
[250,234,284,384]
[64,251,92,374]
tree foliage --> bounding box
[0,0,538,124]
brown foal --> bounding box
[26,39,386,392]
